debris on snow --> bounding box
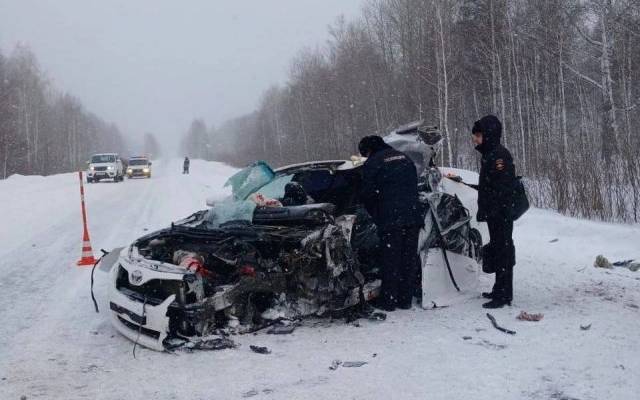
[368,312,387,321]
[594,255,613,269]
[595,256,640,272]
[267,323,296,335]
[612,259,640,272]
[462,336,473,340]
[329,360,342,370]
[242,389,259,398]
[549,238,559,243]
[516,311,544,322]
[329,360,368,370]
[486,313,516,335]
[474,339,507,350]
[580,324,592,331]
[342,361,367,368]
[249,345,271,354]
[184,337,237,351]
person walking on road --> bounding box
[183,157,190,174]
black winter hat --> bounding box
[472,115,502,143]
[358,135,390,156]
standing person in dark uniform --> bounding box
[183,157,190,174]
[472,115,517,309]
[358,135,422,311]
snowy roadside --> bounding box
[0,159,638,400]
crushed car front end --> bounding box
[108,211,379,351]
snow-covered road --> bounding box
[1,159,639,400]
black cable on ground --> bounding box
[90,249,109,313]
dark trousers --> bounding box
[379,226,420,307]
[487,217,515,301]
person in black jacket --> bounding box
[183,157,190,174]
[358,135,422,311]
[472,115,517,309]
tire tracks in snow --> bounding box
[0,160,192,397]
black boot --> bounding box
[482,298,511,309]
[370,298,396,312]
[396,299,413,310]
[481,292,495,299]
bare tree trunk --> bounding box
[559,38,568,157]
[599,0,619,160]
[435,2,453,167]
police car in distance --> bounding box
[87,153,125,183]
[126,156,152,179]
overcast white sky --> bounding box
[0,0,361,148]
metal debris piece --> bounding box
[250,345,271,354]
[189,337,236,351]
[242,389,259,398]
[612,259,640,272]
[342,361,367,368]
[267,323,296,335]
[516,311,544,322]
[580,324,592,331]
[329,360,342,370]
[486,313,516,335]
[368,312,387,321]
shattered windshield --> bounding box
[225,161,276,201]
[204,162,294,227]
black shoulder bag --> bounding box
[511,176,529,221]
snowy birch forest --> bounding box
[183,0,640,223]
[0,45,126,178]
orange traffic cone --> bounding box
[77,230,97,266]
[76,170,97,267]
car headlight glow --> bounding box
[107,165,114,170]
[90,166,95,171]
[143,168,150,173]
[127,168,133,173]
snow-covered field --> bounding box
[1,159,639,400]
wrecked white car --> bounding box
[104,122,486,351]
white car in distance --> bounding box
[87,153,125,183]
[126,156,152,179]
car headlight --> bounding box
[127,168,133,173]
[90,166,95,171]
[143,168,150,173]
[107,165,114,170]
